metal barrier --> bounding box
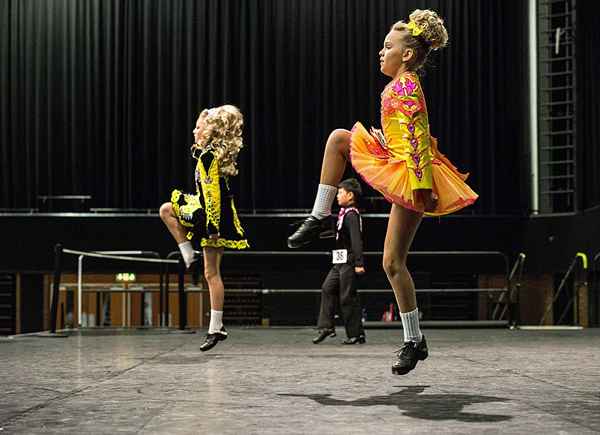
[51,246,522,331]
[50,244,179,334]
[74,250,162,328]
[185,249,519,327]
[494,253,526,325]
[539,252,588,326]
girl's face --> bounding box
[193,110,210,143]
[379,27,413,78]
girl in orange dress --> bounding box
[288,9,477,375]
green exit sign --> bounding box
[116,273,136,282]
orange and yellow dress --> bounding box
[350,71,478,216]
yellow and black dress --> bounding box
[170,149,249,250]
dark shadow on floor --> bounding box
[279,385,512,423]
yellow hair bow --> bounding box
[406,21,424,37]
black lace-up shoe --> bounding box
[391,336,428,375]
[312,328,336,344]
[342,335,366,345]
[200,326,228,352]
[287,216,334,248]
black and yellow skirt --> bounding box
[170,189,249,250]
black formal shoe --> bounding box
[287,216,333,248]
[342,335,366,345]
[200,326,228,352]
[391,335,428,375]
[312,328,336,344]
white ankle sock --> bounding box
[400,308,423,343]
[208,309,224,334]
[178,241,194,268]
[311,184,337,219]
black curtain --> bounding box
[577,1,600,210]
[1,0,529,213]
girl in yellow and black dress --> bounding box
[159,105,249,351]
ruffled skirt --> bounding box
[170,189,249,250]
[349,122,478,216]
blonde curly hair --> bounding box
[191,104,244,177]
[392,9,449,71]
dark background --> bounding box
[0,0,598,273]
[0,0,600,276]
[1,0,600,332]
[1,0,534,213]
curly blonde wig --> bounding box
[191,105,244,177]
[392,9,449,71]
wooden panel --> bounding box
[578,284,589,327]
[169,292,179,328]
[130,291,142,327]
[45,272,205,329]
[478,274,506,320]
[520,274,554,325]
[201,290,210,328]
[187,293,199,328]
[81,292,98,327]
[110,293,124,326]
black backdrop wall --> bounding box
[1,0,530,213]
[577,0,600,211]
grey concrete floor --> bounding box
[1,328,599,434]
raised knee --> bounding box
[326,128,351,150]
[159,202,173,220]
[331,128,351,144]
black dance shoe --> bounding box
[199,326,228,352]
[391,336,428,375]
[342,335,366,345]
[287,216,334,249]
[312,328,336,344]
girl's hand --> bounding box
[355,266,366,275]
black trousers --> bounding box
[317,264,364,338]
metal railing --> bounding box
[50,244,182,334]
[51,246,522,332]
[539,252,588,326]
[186,249,517,327]
[492,253,526,324]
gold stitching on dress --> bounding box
[198,152,221,232]
[201,238,249,250]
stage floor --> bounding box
[1,328,599,434]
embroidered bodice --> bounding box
[380,71,433,190]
